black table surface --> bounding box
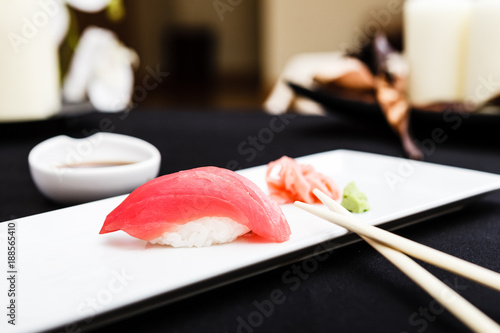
[1,107,500,333]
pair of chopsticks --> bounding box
[295,189,500,333]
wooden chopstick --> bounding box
[294,189,500,333]
[363,238,500,333]
[295,189,500,292]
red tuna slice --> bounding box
[100,166,291,242]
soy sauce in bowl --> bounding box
[29,133,161,204]
[60,161,136,169]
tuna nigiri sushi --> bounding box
[100,166,291,247]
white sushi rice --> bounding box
[149,217,251,248]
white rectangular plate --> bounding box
[2,150,500,333]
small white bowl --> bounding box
[29,132,161,204]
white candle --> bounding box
[465,0,500,106]
[404,0,472,105]
[0,0,61,122]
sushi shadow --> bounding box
[101,232,274,250]
[237,232,271,244]
[103,237,149,250]
[103,238,186,250]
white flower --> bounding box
[66,0,111,13]
[46,0,138,112]
[51,0,114,45]
[63,27,139,112]
[50,3,70,45]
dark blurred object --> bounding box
[288,82,500,127]
[160,26,217,105]
[164,26,216,85]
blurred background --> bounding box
[72,0,402,110]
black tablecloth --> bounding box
[1,108,500,333]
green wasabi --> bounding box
[341,182,370,213]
